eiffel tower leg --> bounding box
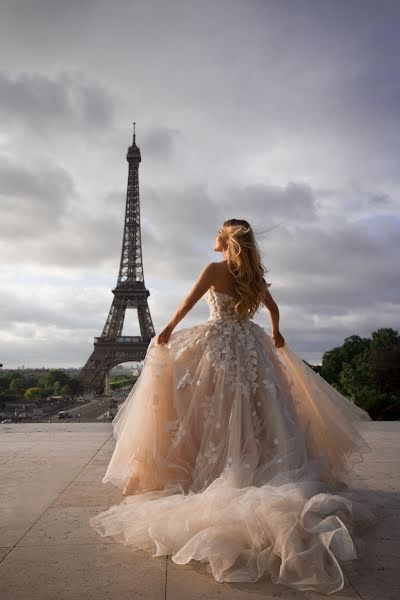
[105,371,111,396]
[138,302,155,341]
[79,351,108,393]
[79,341,149,393]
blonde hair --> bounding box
[221,219,271,320]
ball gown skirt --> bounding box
[89,286,376,594]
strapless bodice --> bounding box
[204,286,242,320]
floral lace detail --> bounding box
[203,440,219,464]
[176,366,194,389]
[261,378,278,398]
[200,394,216,421]
[199,287,259,400]
[176,346,187,359]
[154,359,167,378]
[204,286,238,320]
[195,439,221,469]
[251,405,265,439]
[171,423,186,448]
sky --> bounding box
[1,0,399,368]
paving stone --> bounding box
[18,506,115,546]
[343,540,400,600]
[0,543,166,600]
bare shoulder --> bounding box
[213,260,230,276]
[196,262,216,283]
[210,260,224,267]
[200,262,217,275]
[211,261,230,284]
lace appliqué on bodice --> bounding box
[200,287,259,399]
[204,286,239,320]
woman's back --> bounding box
[211,260,236,297]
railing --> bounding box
[94,336,148,343]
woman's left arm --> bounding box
[156,262,215,345]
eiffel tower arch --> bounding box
[79,125,156,393]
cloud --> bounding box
[0,0,400,366]
[0,70,116,137]
[0,157,75,239]
[141,126,182,161]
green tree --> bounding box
[68,378,84,394]
[10,377,25,393]
[321,335,370,385]
[53,381,62,395]
[60,384,71,397]
[322,328,400,420]
[41,370,70,389]
[25,387,43,401]
[0,375,12,392]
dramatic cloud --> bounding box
[0,0,399,367]
[0,71,116,137]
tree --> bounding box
[0,375,12,392]
[68,378,84,394]
[41,370,70,389]
[60,384,71,397]
[25,387,43,401]
[321,328,400,420]
[10,377,25,393]
[321,335,370,385]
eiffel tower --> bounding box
[79,124,156,393]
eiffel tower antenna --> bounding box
[79,125,156,393]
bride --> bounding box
[90,218,375,594]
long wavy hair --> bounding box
[221,218,271,320]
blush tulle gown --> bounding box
[89,286,376,594]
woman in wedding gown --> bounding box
[90,219,375,594]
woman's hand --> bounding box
[156,324,173,346]
[272,331,285,349]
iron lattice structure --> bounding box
[79,126,156,393]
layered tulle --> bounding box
[89,287,376,594]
